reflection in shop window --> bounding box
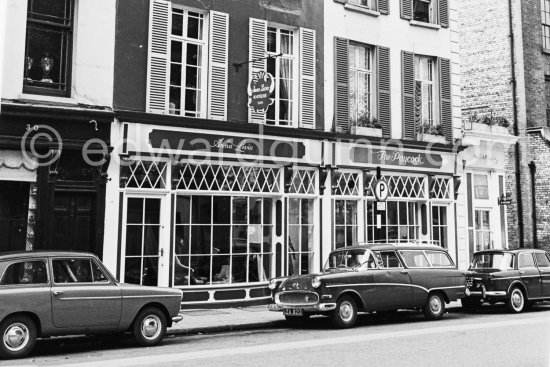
[287,198,314,276]
[366,201,420,242]
[173,195,273,286]
[432,205,448,248]
[334,200,358,248]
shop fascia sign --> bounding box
[148,130,305,159]
[351,147,443,169]
[248,71,275,114]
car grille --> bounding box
[277,291,319,306]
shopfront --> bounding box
[111,122,323,306]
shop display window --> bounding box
[432,205,448,248]
[366,201,420,241]
[287,198,314,275]
[334,200,358,248]
[173,195,273,286]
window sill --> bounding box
[343,3,380,17]
[409,20,441,30]
[19,93,78,105]
[542,47,550,55]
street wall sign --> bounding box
[247,71,275,114]
[351,147,443,169]
[374,180,389,201]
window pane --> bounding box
[518,253,536,268]
[267,28,277,52]
[29,0,70,24]
[172,11,183,36]
[171,41,182,63]
[0,261,48,285]
[187,12,203,40]
[473,174,489,199]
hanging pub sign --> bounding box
[247,71,275,114]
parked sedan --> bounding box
[268,244,467,328]
[462,249,550,312]
[0,251,183,359]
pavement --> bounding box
[167,300,463,336]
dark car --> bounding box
[462,249,550,313]
[268,243,468,328]
[0,251,183,359]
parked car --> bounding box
[462,249,550,313]
[0,251,183,359]
[268,243,468,328]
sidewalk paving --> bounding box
[167,300,463,336]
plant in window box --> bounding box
[467,113,510,134]
[350,115,382,137]
[416,122,446,143]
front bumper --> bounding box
[268,302,337,312]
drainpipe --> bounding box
[528,161,537,248]
[508,0,524,248]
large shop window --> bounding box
[431,205,448,248]
[147,1,228,119]
[366,201,420,241]
[249,19,315,128]
[287,198,314,275]
[334,200,358,248]
[23,0,74,96]
[173,196,273,286]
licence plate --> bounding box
[283,308,303,316]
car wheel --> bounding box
[331,295,357,329]
[461,297,481,312]
[423,292,446,320]
[506,287,525,313]
[133,307,167,347]
[0,315,37,359]
[284,314,310,326]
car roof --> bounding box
[0,250,98,261]
[473,249,548,255]
[333,243,448,252]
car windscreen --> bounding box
[324,249,369,270]
[471,253,514,270]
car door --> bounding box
[534,252,550,297]
[371,251,413,310]
[50,257,122,328]
[517,252,542,299]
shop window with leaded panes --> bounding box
[23,0,74,96]
[173,195,273,286]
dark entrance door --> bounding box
[0,181,30,252]
[51,191,96,253]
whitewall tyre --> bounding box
[506,287,525,313]
[0,316,37,359]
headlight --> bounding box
[311,276,321,288]
[269,279,278,290]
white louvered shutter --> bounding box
[146,0,170,114]
[248,18,267,124]
[208,11,229,121]
[299,27,315,129]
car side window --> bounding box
[375,251,403,268]
[535,253,550,268]
[424,251,454,267]
[53,259,106,283]
[399,250,430,268]
[0,260,48,285]
[518,253,536,269]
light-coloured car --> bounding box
[0,251,183,359]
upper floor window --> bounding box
[349,0,374,8]
[146,1,228,120]
[414,55,439,132]
[413,0,435,23]
[168,9,205,117]
[545,75,550,126]
[266,27,296,126]
[23,0,74,96]
[349,43,374,128]
[542,0,550,50]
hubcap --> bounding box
[141,315,161,340]
[430,296,442,315]
[3,323,29,352]
[511,290,523,310]
[339,301,354,322]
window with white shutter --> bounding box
[249,19,315,128]
[146,1,229,118]
[401,0,448,27]
[334,0,389,14]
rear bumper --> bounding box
[268,303,337,312]
[467,286,507,299]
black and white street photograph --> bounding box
[0,0,549,365]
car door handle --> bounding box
[52,290,64,296]
[400,270,408,274]
[519,271,525,275]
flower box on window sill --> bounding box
[470,122,510,135]
[351,126,383,137]
[417,133,446,144]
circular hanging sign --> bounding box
[247,70,275,114]
[374,180,389,201]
